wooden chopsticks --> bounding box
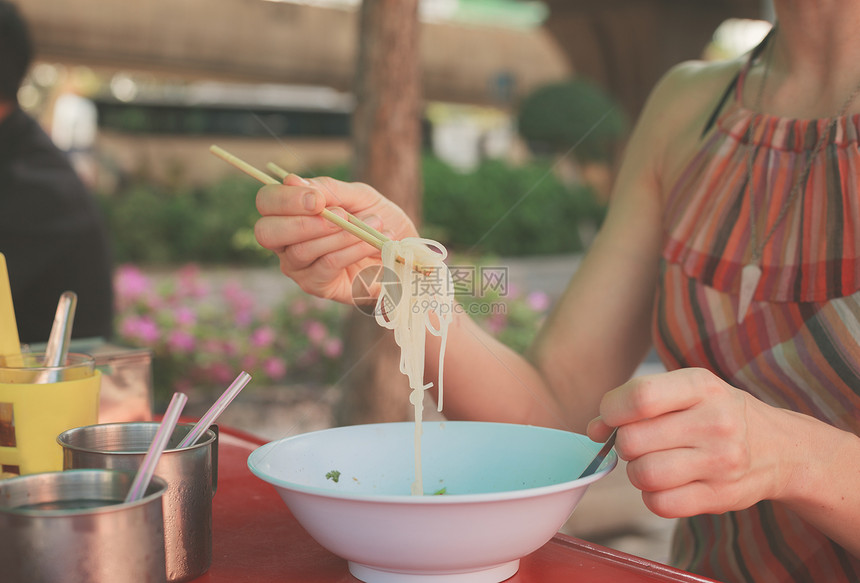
[209,145,435,276]
[210,145,388,251]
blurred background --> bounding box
[15,0,775,563]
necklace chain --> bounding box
[745,35,860,263]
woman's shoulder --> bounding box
[636,57,746,191]
[645,57,744,126]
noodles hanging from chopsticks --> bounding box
[375,237,453,496]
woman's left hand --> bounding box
[586,367,789,518]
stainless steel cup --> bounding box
[58,422,218,583]
[0,469,168,583]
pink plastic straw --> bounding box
[124,392,188,503]
[177,371,252,448]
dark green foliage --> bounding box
[421,156,604,256]
[97,175,273,266]
[517,78,628,162]
[98,156,605,265]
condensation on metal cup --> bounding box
[0,469,168,583]
[58,422,218,583]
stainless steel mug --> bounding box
[58,422,218,582]
[0,469,168,583]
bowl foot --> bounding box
[348,560,519,583]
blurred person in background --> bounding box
[252,1,860,581]
[0,0,114,344]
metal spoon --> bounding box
[36,291,77,383]
[578,428,618,479]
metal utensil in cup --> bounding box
[0,469,168,583]
[35,291,78,383]
[58,422,218,583]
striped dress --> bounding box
[654,60,860,582]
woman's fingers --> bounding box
[640,473,770,519]
[287,243,379,301]
[253,175,416,304]
[585,368,785,518]
[624,439,751,492]
[598,368,728,426]
[292,241,379,283]
[586,416,614,442]
[616,403,745,460]
[257,184,324,216]
[255,214,340,252]
[309,176,381,213]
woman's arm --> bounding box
[422,62,712,431]
[253,60,718,432]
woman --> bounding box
[253,2,860,580]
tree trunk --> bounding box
[337,0,422,426]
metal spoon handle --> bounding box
[36,291,77,383]
[44,291,77,366]
[578,428,618,479]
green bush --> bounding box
[309,156,605,256]
[421,156,603,256]
[98,156,605,265]
[517,78,628,162]
[98,175,273,266]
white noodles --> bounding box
[374,237,453,495]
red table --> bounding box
[190,426,720,583]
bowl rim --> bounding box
[247,421,617,504]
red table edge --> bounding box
[545,533,719,582]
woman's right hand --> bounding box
[254,174,418,305]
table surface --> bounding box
[189,425,720,583]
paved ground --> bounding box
[182,255,677,564]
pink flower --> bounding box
[250,326,276,348]
[304,320,327,344]
[114,265,152,304]
[526,291,550,312]
[120,315,160,344]
[263,357,287,380]
[167,330,195,353]
[323,337,343,358]
[173,306,196,327]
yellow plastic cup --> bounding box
[0,353,100,478]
